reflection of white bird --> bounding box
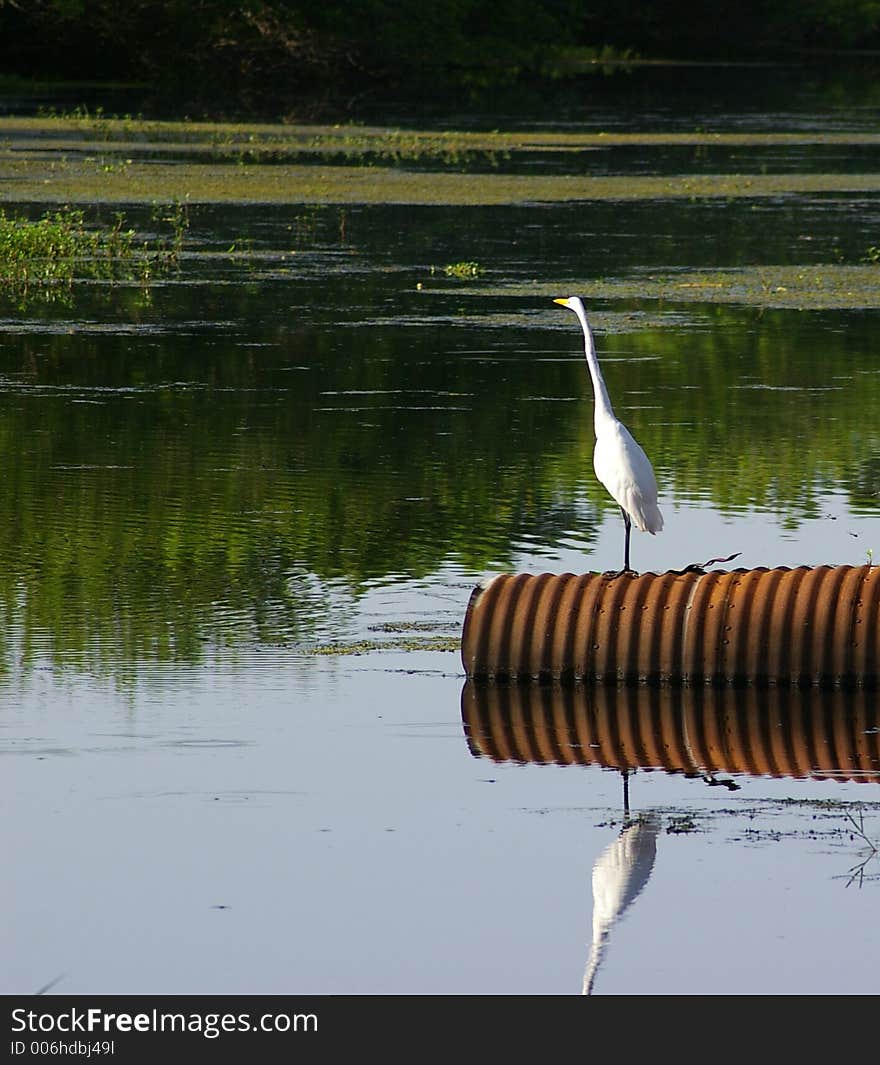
[554,296,663,572]
[583,812,660,995]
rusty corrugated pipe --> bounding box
[461,566,880,687]
[460,682,880,785]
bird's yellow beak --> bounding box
[553,298,569,307]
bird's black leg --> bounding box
[621,508,632,572]
[603,510,636,579]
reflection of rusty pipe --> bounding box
[460,682,880,785]
[461,567,880,686]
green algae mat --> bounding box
[3,116,880,206]
[4,116,880,309]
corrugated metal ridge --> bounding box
[461,566,880,687]
[460,681,880,785]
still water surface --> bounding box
[3,72,880,995]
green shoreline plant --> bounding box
[0,202,190,303]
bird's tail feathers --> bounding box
[633,501,664,535]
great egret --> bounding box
[554,296,663,572]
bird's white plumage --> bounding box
[593,419,663,534]
[554,295,663,568]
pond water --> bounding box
[3,68,880,996]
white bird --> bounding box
[554,296,663,572]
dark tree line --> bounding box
[1,1,879,111]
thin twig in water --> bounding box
[844,808,877,849]
[839,808,879,889]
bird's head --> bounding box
[553,296,585,313]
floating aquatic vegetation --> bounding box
[469,266,880,310]
[443,261,485,279]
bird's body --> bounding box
[593,416,663,534]
[554,296,663,571]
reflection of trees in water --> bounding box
[2,240,880,669]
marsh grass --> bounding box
[0,202,190,303]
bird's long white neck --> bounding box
[572,303,615,430]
